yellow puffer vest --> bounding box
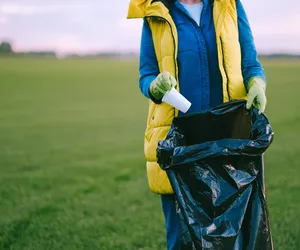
[128,0,247,194]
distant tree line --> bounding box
[0,41,13,53]
[1,40,299,59]
[0,41,57,58]
[260,54,300,59]
[65,52,138,59]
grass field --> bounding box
[0,57,300,250]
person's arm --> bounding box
[139,20,176,103]
[237,0,267,114]
[237,0,266,89]
[139,19,161,103]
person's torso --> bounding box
[169,0,223,115]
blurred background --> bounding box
[0,0,300,249]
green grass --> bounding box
[0,57,300,249]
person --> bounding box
[127,0,267,249]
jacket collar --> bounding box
[127,0,170,19]
[127,0,229,38]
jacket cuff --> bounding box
[247,76,266,92]
[148,89,163,104]
[245,74,266,91]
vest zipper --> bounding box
[219,38,231,101]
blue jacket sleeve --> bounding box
[139,19,160,100]
[237,0,266,89]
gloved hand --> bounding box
[149,72,177,100]
[246,77,267,114]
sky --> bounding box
[0,0,300,55]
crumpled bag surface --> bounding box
[157,101,274,250]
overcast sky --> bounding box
[0,0,299,54]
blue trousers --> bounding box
[161,194,181,250]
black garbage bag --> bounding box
[157,101,274,250]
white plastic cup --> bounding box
[162,88,192,113]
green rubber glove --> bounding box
[246,77,267,114]
[149,72,177,100]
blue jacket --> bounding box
[139,0,265,115]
